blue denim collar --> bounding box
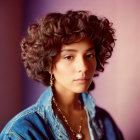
[37,86,53,109]
[37,86,96,120]
[36,86,97,139]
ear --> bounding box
[48,67,54,75]
[46,62,55,74]
[48,71,52,75]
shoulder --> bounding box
[95,106,114,120]
[0,104,43,139]
[0,104,55,140]
[95,106,124,140]
[95,106,118,130]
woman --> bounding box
[0,10,124,140]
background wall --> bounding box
[1,0,140,140]
[0,0,22,132]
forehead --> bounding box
[61,39,94,51]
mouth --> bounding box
[74,77,90,83]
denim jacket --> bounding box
[0,87,124,140]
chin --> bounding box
[73,86,89,93]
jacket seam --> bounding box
[7,132,23,140]
[5,108,38,135]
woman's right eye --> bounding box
[64,55,73,60]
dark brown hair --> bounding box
[21,10,116,90]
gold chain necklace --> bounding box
[52,97,84,140]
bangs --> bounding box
[61,32,89,45]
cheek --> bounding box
[94,61,97,70]
[53,63,72,78]
[88,60,97,72]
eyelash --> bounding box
[86,54,95,58]
[64,54,95,61]
[64,55,73,60]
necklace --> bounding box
[52,97,84,140]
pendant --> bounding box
[76,133,83,139]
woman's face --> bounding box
[52,39,97,94]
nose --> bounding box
[76,56,88,73]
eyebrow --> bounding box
[61,47,95,52]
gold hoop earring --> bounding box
[50,74,54,87]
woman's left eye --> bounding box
[86,54,95,58]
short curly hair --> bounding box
[21,10,116,91]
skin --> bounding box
[51,39,97,139]
[52,39,97,110]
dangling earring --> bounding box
[50,74,54,87]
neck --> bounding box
[52,86,81,113]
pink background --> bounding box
[0,0,140,139]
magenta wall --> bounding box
[1,0,140,139]
[0,0,22,131]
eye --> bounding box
[86,53,95,58]
[64,55,73,60]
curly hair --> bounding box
[21,10,116,91]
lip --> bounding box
[74,78,90,83]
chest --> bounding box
[53,106,92,140]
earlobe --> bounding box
[43,66,51,73]
[48,66,54,74]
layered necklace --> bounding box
[52,97,84,140]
